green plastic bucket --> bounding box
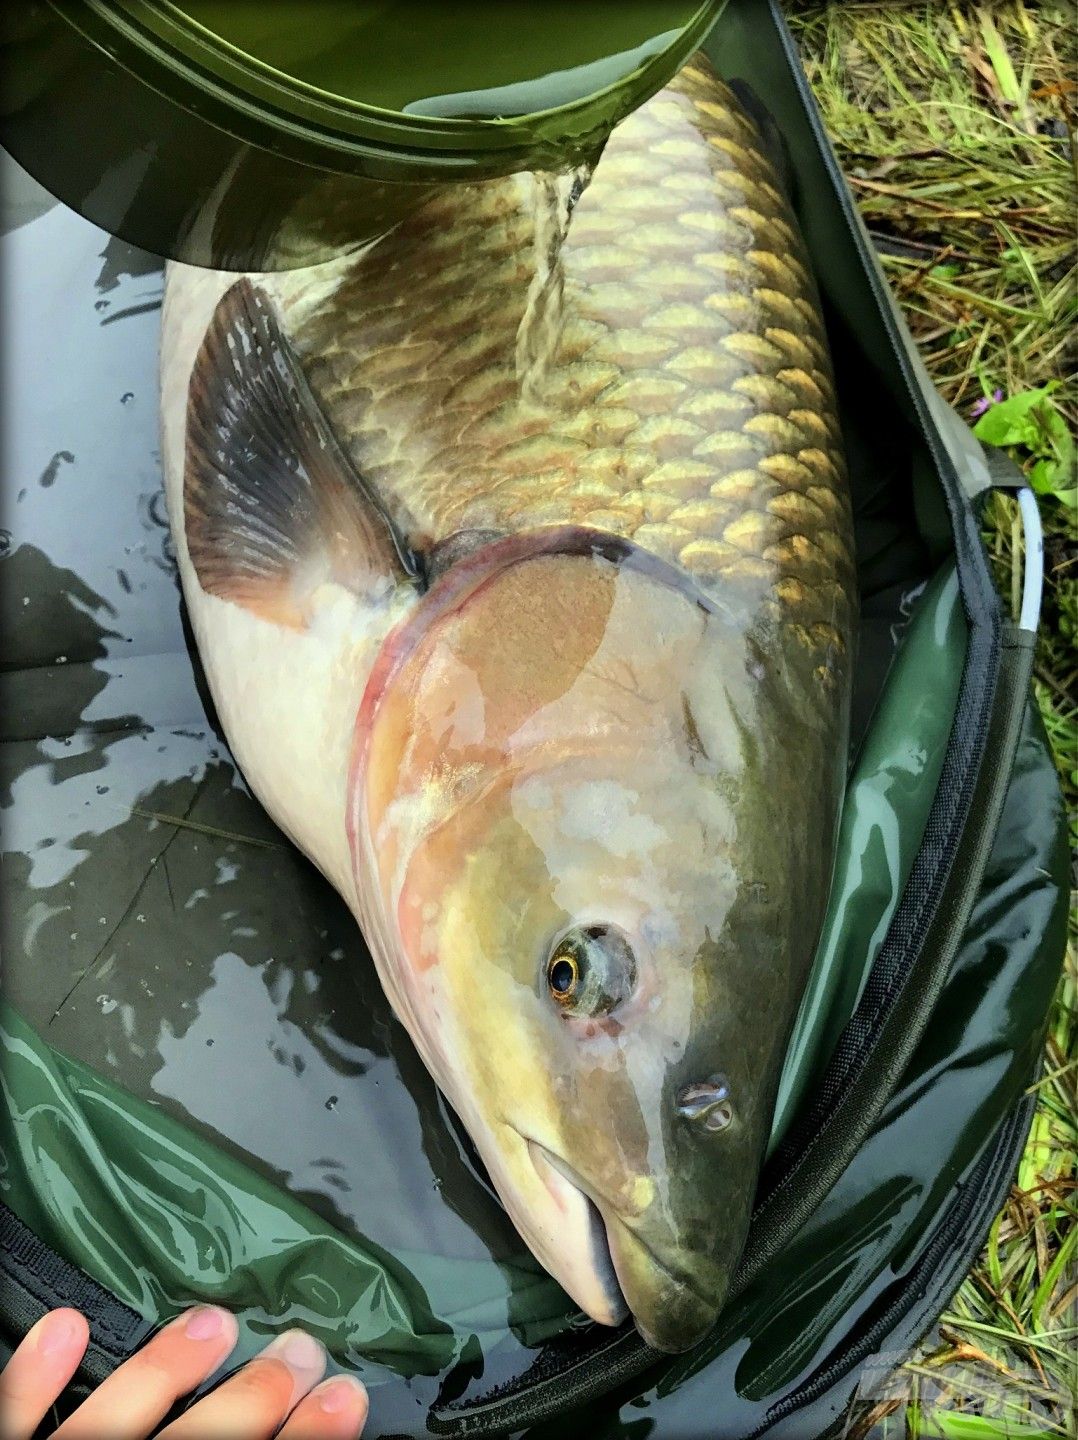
[0,0,723,268]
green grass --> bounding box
[787,4,1076,1436]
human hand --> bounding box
[0,1306,367,1440]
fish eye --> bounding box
[545,924,636,1017]
[548,952,579,1000]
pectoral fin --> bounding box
[183,277,416,628]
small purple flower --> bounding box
[971,388,1004,419]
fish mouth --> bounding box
[525,1139,627,1329]
[525,1139,720,1353]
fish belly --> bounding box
[160,264,407,904]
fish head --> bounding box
[352,529,838,1352]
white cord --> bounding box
[1016,487,1044,635]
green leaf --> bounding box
[986,1210,1005,1295]
[973,385,1075,508]
[978,8,1023,105]
[910,1405,1060,1438]
[1031,1224,1077,1332]
[972,385,1059,450]
[1029,459,1058,496]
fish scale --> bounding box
[282,55,854,655]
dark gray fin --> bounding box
[183,278,416,628]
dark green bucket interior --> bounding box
[0,0,724,267]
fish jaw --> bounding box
[603,1213,724,1353]
[514,1136,628,1328]
[525,1140,725,1351]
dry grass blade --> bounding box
[123,805,286,851]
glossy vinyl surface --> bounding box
[0,176,588,1413]
[157,2,719,129]
[770,562,965,1146]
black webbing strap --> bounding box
[0,1202,148,1385]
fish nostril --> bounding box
[676,1076,733,1132]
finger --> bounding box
[53,1306,238,1440]
[277,1375,368,1440]
[0,1309,89,1440]
[158,1329,326,1440]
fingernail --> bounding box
[183,1306,227,1341]
[39,1312,84,1357]
[263,1328,325,1380]
[318,1375,368,1416]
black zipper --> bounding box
[753,1087,1037,1440]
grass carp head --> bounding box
[350,527,846,1352]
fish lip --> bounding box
[605,1211,717,1313]
[523,1138,614,1225]
[523,1138,627,1324]
[522,1138,715,1336]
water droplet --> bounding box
[120,391,134,405]
[515,162,593,403]
[325,1095,338,1112]
[0,530,11,557]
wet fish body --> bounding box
[161,56,855,1352]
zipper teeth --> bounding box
[0,1203,144,1356]
[722,0,1003,1231]
[751,1093,1035,1436]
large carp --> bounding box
[160,54,856,1353]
